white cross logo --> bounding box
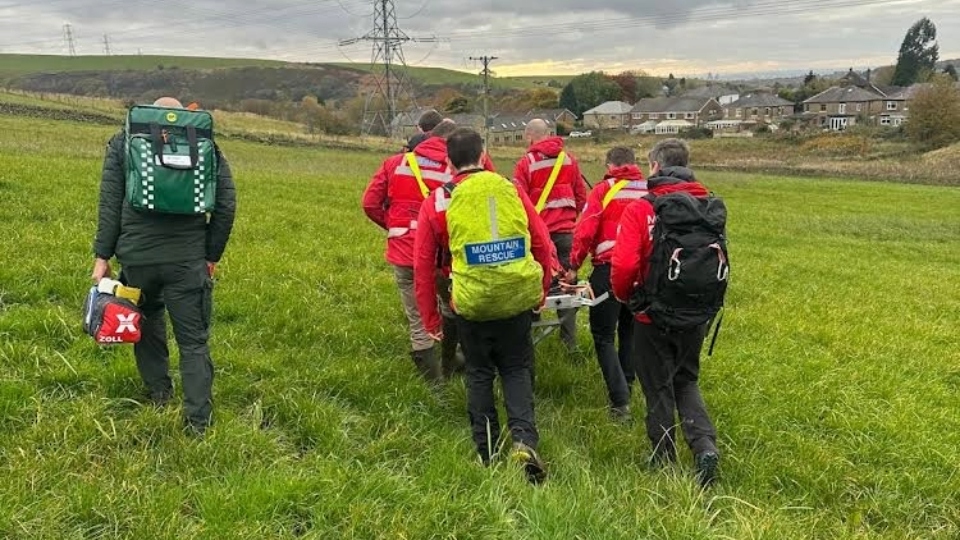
[116,313,137,334]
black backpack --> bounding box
[628,190,730,333]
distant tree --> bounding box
[871,65,896,86]
[945,64,959,81]
[445,95,471,114]
[905,74,960,149]
[679,77,687,89]
[803,70,817,86]
[526,87,560,110]
[611,71,638,103]
[559,83,579,116]
[892,17,940,86]
[558,72,621,117]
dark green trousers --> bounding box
[121,260,215,428]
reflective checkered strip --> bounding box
[194,154,205,212]
[138,140,155,210]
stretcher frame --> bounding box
[532,282,609,345]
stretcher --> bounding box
[532,281,609,345]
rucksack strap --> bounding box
[405,152,430,198]
[535,150,567,213]
[707,308,724,357]
[601,180,630,209]
[149,122,201,169]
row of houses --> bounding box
[390,107,578,144]
[582,70,960,133]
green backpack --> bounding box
[446,171,544,321]
[124,105,218,214]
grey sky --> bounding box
[1,0,958,77]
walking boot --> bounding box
[441,317,466,378]
[411,347,443,384]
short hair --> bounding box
[605,147,635,167]
[446,128,484,169]
[648,138,690,168]
[430,119,457,138]
[417,109,443,132]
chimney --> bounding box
[866,68,871,83]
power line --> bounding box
[339,0,441,137]
[469,55,497,143]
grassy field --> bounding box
[0,54,551,90]
[1,111,959,539]
[0,54,285,77]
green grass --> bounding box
[0,54,284,77]
[1,112,959,538]
[0,54,556,90]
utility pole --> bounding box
[63,23,76,56]
[339,0,441,137]
[102,34,111,56]
[469,55,498,143]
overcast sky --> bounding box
[1,0,959,77]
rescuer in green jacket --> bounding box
[91,96,237,436]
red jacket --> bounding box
[513,136,587,234]
[413,168,555,334]
[362,137,493,266]
[569,164,647,270]
[610,167,710,323]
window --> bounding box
[735,108,742,117]
[632,113,642,120]
[685,112,695,120]
[886,101,898,111]
[856,103,862,112]
[649,113,659,119]
[894,117,903,126]
[751,108,759,117]
[778,107,784,115]
[838,103,846,114]
[820,104,827,112]
[666,112,676,120]
[880,117,891,126]
[764,107,771,116]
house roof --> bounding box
[803,86,884,104]
[583,101,633,115]
[727,93,794,108]
[631,96,717,113]
[656,119,695,127]
[526,108,578,120]
[489,113,554,133]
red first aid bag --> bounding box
[83,286,143,345]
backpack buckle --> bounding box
[668,248,682,281]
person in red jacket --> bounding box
[362,120,470,382]
[565,147,646,421]
[610,138,720,487]
[513,118,588,351]
[414,127,553,482]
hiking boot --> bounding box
[694,451,720,487]
[440,317,466,377]
[146,387,173,408]
[411,347,443,384]
[610,404,632,423]
[510,442,547,485]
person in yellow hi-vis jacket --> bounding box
[414,128,555,484]
[513,118,588,351]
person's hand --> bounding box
[206,262,216,278]
[563,268,578,284]
[91,258,112,283]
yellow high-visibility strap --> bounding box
[602,180,630,209]
[535,150,567,213]
[405,152,430,198]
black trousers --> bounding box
[550,232,578,347]
[457,312,538,463]
[633,321,717,459]
[588,264,635,408]
[121,260,215,428]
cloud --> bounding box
[1,0,959,77]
